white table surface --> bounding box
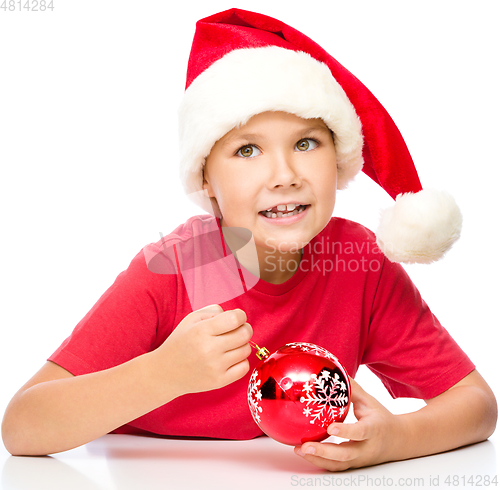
[1,432,497,490]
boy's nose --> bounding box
[267,152,302,189]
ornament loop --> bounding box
[250,341,270,360]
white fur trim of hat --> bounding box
[179,46,363,210]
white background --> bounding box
[1,0,499,450]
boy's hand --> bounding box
[151,304,253,397]
[294,371,496,471]
[294,378,404,471]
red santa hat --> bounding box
[178,8,462,264]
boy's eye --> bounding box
[237,145,262,158]
[296,138,318,152]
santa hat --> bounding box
[178,8,462,264]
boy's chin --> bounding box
[261,237,311,254]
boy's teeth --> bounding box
[264,205,306,219]
[268,203,300,213]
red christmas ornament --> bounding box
[247,342,351,446]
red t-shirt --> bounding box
[48,215,475,439]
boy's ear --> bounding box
[202,169,214,198]
[202,179,212,198]
[201,177,222,219]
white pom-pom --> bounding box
[376,189,462,264]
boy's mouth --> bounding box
[259,203,309,219]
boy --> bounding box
[2,9,497,471]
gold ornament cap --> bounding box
[250,341,270,360]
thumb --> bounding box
[188,304,224,323]
[348,377,376,408]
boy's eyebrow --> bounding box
[221,133,261,147]
[300,125,332,137]
[221,124,331,147]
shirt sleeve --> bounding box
[361,257,475,399]
[48,246,179,376]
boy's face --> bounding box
[203,111,337,256]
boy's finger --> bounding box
[224,341,253,368]
[295,440,360,467]
[348,377,376,406]
[209,309,248,335]
[190,304,224,322]
[327,421,371,441]
[348,376,365,395]
[218,322,253,348]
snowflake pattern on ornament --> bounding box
[248,343,349,430]
[300,370,349,428]
[247,369,263,423]
[285,342,338,362]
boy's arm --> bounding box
[294,370,497,471]
[2,356,173,456]
[2,305,252,456]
